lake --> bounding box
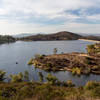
[0,40,100,86]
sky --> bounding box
[0,0,100,35]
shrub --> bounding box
[46,73,58,85]
[52,67,59,72]
[72,67,81,76]
[38,72,43,82]
[84,81,99,90]
[86,43,100,55]
[92,66,100,70]
[84,57,91,65]
[9,72,23,83]
[24,70,29,81]
[44,63,52,71]
[86,44,95,55]
[0,70,6,82]
[53,48,57,54]
[27,57,33,65]
[92,87,100,97]
[46,63,52,67]
[72,68,76,75]
[67,80,73,87]
[77,69,81,76]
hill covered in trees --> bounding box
[18,31,83,41]
[0,35,15,44]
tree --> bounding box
[46,73,58,85]
[86,43,100,55]
[66,80,73,87]
[9,72,23,83]
[53,48,57,54]
[84,81,98,90]
[86,44,95,55]
[27,57,33,65]
[0,70,6,82]
[38,72,43,82]
[24,70,29,81]
[18,72,23,79]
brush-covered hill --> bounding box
[18,31,83,41]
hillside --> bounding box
[83,35,100,41]
[18,31,83,41]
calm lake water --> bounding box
[0,40,100,86]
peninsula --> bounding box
[28,43,100,75]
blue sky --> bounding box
[0,0,100,35]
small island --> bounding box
[28,43,100,75]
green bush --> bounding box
[24,70,29,81]
[0,70,6,82]
[46,73,58,85]
[67,80,73,87]
[9,72,23,83]
[92,87,100,97]
[53,48,57,54]
[52,67,59,72]
[84,57,91,65]
[84,81,99,90]
[38,72,43,82]
[27,57,33,65]
[92,66,100,70]
[72,67,81,76]
[86,43,100,55]
[86,44,95,55]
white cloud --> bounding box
[86,14,100,21]
[0,0,98,17]
[0,0,100,34]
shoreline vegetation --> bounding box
[0,35,15,44]
[0,70,100,100]
[28,43,100,75]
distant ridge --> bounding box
[13,33,42,38]
[19,31,82,41]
